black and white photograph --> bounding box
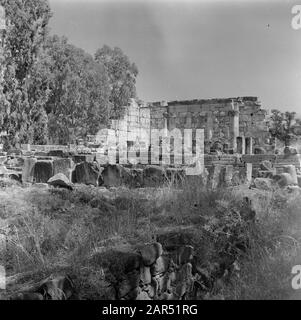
[0,0,301,307]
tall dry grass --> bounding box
[1,177,301,299]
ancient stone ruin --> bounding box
[0,95,300,191]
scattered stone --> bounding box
[22,157,37,183]
[178,245,194,265]
[53,158,73,181]
[273,173,295,188]
[150,255,169,276]
[140,266,151,285]
[117,270,140,299]
[254,147,266,154]
[297,175,301,188]
[47,173,73,190]
[37,275,75,300]
[33,160,53,183]
[143,165,165,187]
[136,289,151,300]
[260,160,273,171]
[175,263,193,299]
[284,146,298,155]
[48,150,65,157]
[73,154,95,164]
[282,165,298,185]
[139,242,163,266]
[74,161,101,186]
[11,292,44,300]
[101,164,125,187]
[253,177,273,191]
[5,157,24,168]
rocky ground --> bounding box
[0,177,301,300]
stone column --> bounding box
[0,6,5,84]
[236,136,246,154]
[206,112,213,141]
[229,100,240,153]
[163,111,168,137]
[245,137,253,155]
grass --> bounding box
[0,177,301,299]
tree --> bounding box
[44,36,111,144]
[269,109,299,146]
[95,45,138,119]
[0,0,52,146]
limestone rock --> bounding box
[260,160,273,171]
[253,177,273,191]
[101,164,127,187]
[273,173,295,188]
[118,270,140,299]
[178,245,194,265]
[73,161,100,186]
[297,175,301,187]
[136,289,151,300]
[128,168,144,187]
[36,275,75,300]
[139,242,163,266]
[11,292,44,300]
[22,157,37,183]
[47,173,73,190]
[33,160,53,183]
[5,157,24,168]
[53,158,73,181]
[140,266,151,285]
[284,146,297,155]
[175,263,193,299]
[92,250,142,276]
[282,165,298,185]
[150,255,169,276]
[73,154,95,164]
[143,165,165,187]
[48,150,65,157]
[254,147,266,154]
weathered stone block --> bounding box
[118,270,140,299]
[143,165,165,187]
[150,255,169,277]
[74,162,100,186]
[139,242,163,266]
[33,160,53,183]
[22,157,37,183]
[73,154,95,164]
[140,266,151,285]
[47,173,73,190]
[48,150,65,157]
[101,164,124,187]
[253,178,273,191]
[53,158,73,181]
[178,245,194,265]
[273,172,295,188]
[282,165,298,185]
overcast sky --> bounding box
[48,0,301,113]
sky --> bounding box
[48,0,301,113]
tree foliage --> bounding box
[0,1,139,148]
[43,36,111,144]
[95,45,138,119]
[268,109,300,146]
[0,0,52,146]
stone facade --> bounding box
[105,96,272,159]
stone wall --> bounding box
[103,96,272,160]
[8,229,236,300]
